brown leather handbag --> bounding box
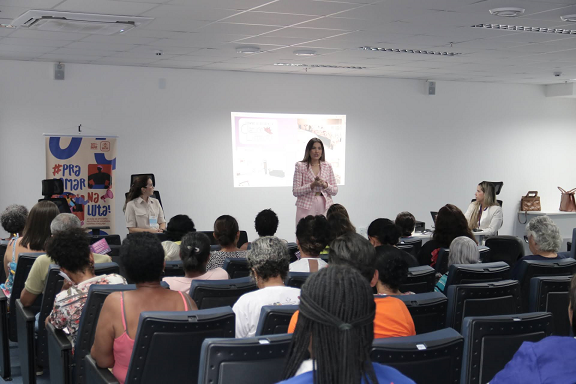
[518,191,541,224]
[558,187,576,212]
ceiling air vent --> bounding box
[10,10,153,35]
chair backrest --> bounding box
[93,262,120,276]
[392,292,448,334]
[397,238,422,258]
[164,260,185,277]
[570,228,576,259]
[445,280,521,333]
[125,307,235,384]
[515,258,576,311]
[74,284,136,384]
[400,266,435,293]
[460,312,554,384]
[198,333,292,384]
[255,305,299,336]
[484,236,525,268]
[529,275,572,336]
[371,328,463,384]
[285,272,311,289]
[223,258,250,279]
[36,266,65,366]
[88,234,121,246]
[0,244,6,284]
[444,261,510,288]
[435,248,449,274]
[190,277,257,309]
[286,242,298,263]
[9,252,44,341]
[199,231,249,249]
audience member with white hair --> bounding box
[435,236,480,293]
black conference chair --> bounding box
[445,280,521,333]
[255,305,299,336]
[515,258,576,311]
[400,266,436,293]
[285,272,311,289]
[484,236,525,268]
[88,234,121,246]
[397,238,422,258]
[529,275,573,336]
[460,312,554,384]
[0,244,6,286]
[85,307,235,384]
[392,292,447,334]
[370,328,463,384]
[48,284,136,384]
[223,258,250,279]
[444,261,510,289]
[286,243,299,263]
[569,228,576,259]
[164,260,185,277]
[198,334,292,384]
[190,277,257,310]
[435,248,449,274]
[17,263,120,384]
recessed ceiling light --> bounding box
[293,49,316,56]
[236,46,261,54]
[560,14,576,22]
[472,23,576,34]
[360,46,462,56]
[489,7,525,17]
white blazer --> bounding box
[464,203,503,236]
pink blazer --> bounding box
[292,161,338,210]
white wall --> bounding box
[1,60,576,244]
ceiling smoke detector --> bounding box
[10,10,153,35]
[236,46,261,54]
[489,7,525,17]
[293,49,316,56]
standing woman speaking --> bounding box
[293,138,338,226]
[124,176,166,233]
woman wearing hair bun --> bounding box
[163,232,228,293]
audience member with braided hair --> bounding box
[205,215,248,271]
[233,236,299,338]
[374,245,412,295]
[279,265,415,384]
[289,232,415,338]
[163,232,228,292]
[290,215,331,273]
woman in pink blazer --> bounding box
[293,138,338,226]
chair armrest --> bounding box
[46,323,72,351]
[47,323,72,384]
[0,290,10,380]
[85,355,119,384]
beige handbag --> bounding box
[558,187,576,212]
[518,191,541,224]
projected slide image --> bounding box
[232,112,346,188]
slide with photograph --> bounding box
[232,112,346,188]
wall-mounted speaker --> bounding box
[427,81,436,95]
[54,62,65,80]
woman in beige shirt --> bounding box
[124,176,165,233]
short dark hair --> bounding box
[328,213,356,240]
[367,218,401,246]
[254,209,279,237]
[20,201,60,251]
[395,211,416,237]
[179,232,211,273]
[120,233,164,283]
[328,232,376,282]
[374,245,409,291]
[433,204,477,248]
[166,214,196,241]
[46,227,91,273]
[248,236,290,281]
[296,215,331,257]
[213,215,239,247]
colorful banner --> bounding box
[45,136,117,234]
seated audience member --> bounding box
[46,227,125,347]
[510,216,567,280]
[205,215,248,270]
[367,218,418,268]
[163,232,228,292]
[2,201,59,297]
[489,274,576,384]
[91,233,197,384]
[161,214,196,261]
[279,266,415,384]
[240,209,284,250]
[327,212,356,240]
[1,204,28,240]
[417,204,477,267]
[435,236,479,293]
[290,215,331,273]
[233,236,299,338]
[464,181,503,236]
[289,232,416,338]
[21,213,112,307]
[374,245,412,295]
[395,211,417,239]
[326,203,352,221]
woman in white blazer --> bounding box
[464,181,503,236]
[292,138,338,227]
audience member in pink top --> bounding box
[91,233,197,384]
[163,232,229,293]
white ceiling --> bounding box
[2,0,576,84]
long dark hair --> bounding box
[282,265,377,384]
[433,204,477,248]
[214,215,239,247]
[300,138,326,166]
[20,201,60,251]
[124,176,151,211]
[180,232,211,273]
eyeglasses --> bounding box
[524,235,529,243]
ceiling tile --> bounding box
[140,5,239,21]
[198,22,282,35]
[224,11,320,26]
[6,29,89,40]
[256,0,363,16]
[54,0,159,16]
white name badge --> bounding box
[149,215,159,229]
